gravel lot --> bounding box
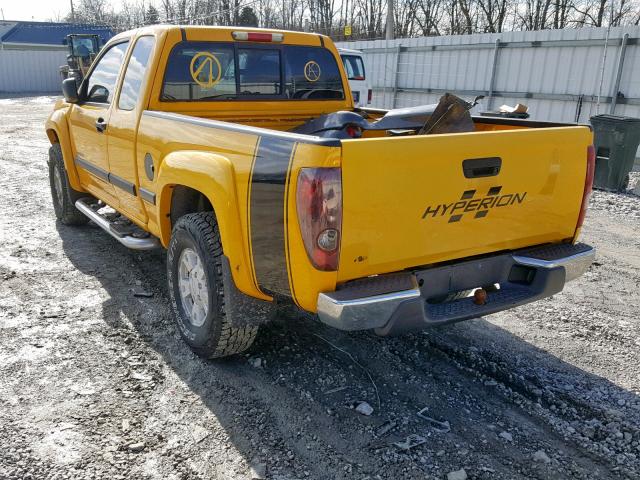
[1,96,640,480]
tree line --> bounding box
[69,0,640,39]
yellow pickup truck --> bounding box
[46,25,596,358]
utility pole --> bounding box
[385,0,394,40]
[70,0,75,22]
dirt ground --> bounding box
[1,96,640,480]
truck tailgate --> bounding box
[338,126,592,282]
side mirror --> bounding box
[62,78,79,104]
[88,84,109,103]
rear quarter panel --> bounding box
[138,113,341,311]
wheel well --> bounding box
[46,129,59,144]
[170,185,213,227]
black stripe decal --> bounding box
[246,137,262,292]
[139,187,156,205]
[75,156,109,182]
[75,156,137,197]
[249,137,295,296]
[283,143,299,306]
[109,173,136,196]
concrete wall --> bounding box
[0,49,67,94]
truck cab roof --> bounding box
[337,47,364,55]
[109,25,331,47]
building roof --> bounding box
[0,21,114,46]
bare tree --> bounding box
[416,0,444,36]
[517,0,553,30]
[477,0,511,31]
[63,0,640,38]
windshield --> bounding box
[341,55,365,81]
[72,37,98,57]
[161,42,345,101]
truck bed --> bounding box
[138,109,591,310]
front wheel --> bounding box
[167,212,258,358]
[48,144,88,226]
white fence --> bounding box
[0,49,67,94]
[337,26,640,125]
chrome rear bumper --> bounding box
[317,243,595,335]
[512,244,594,282]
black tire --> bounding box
[48,143,88,226]
[167,212,258,358]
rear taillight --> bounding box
[296,168,342,271]
[367,89,372,104]
[576,145,596,230]
[232,31,284,42]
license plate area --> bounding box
[414,254,515,300]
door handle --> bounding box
[95,118,107,133]
[462,157,502,178]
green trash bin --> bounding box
[590,114,640,192]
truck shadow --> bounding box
[56,220,639,479]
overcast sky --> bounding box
[1,0,74,21]
[0,0,150,22]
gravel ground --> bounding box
[1,96,640,480]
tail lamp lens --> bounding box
[577,145,596,230]
[296,168,342,271]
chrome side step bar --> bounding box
[75,198,160,250]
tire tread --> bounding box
[48,144,88,226]
[169,212,258,358]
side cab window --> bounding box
[84,41,130,104]
[118,36,156,110]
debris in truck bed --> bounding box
[418,93,475,135]
[499,103,529,114]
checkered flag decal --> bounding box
[448,186,502,223]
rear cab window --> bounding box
[161,42,344,101]
[341,55,365,81]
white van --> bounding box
[338,48,372,107]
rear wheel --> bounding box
[48,143,88,226]
[167,212,258,358]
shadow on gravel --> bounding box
[56,220,637,479]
